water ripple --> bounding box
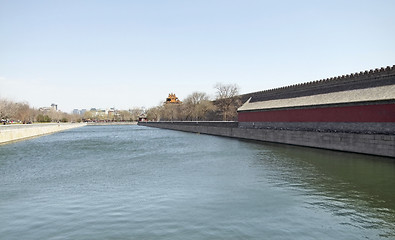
[0,125,394,239]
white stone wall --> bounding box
[0,123,86,144]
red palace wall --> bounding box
[238,103,395,123]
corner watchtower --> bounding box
[165,93,182,104]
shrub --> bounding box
[36,114,52,123]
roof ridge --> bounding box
[251,65,395,95]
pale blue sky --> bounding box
[1,0,394,112]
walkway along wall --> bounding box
[138,121,395,158]
[0,123,86,144]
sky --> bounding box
[1,0,394,113]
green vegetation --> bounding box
[36,114,52,123]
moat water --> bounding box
[0,125,394,239]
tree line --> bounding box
[146,83,242,121]
[0,99,76,124]
[81,108,145,122]
[0,83,243,124]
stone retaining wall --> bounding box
[138,121,395,158]
[87,122,138,126]
[238,122,395,135]
[0,123,86,144]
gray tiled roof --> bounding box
[238,85,395,111]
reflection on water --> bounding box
[0,125,394,239]
[251,143,395,238]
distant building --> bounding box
[39,103,58,113]
[39,107,51,112]
[165,93,181,104]
[51,103,57,111]
[97,109,106,117]
[107,108,115,118]
[138,113,147,122]
[73,109,87,115]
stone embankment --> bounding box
[138,121,395,158]
[0,123,86,144]
[87,122,138,126]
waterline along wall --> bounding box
[139,66,395,158]
[0,123,86,144]
[138,121,394,158]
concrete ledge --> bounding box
[0,123,87,144]
[140,121,238,127]
[238,122,395,134]
[138,122,395,158]
[87,122,138,126]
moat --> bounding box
[0,125,394,239]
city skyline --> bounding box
[1,0,395,113]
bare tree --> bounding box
[47,109,62,122]
[70,113,83,123]
[83,110,95,121]
[118,110,132,121]
[0,98,77,123]
[183,92,215,121]
[0,99,31,123]
[14,102,30,123]
[147,106,162,121]
[0,99,14,121]
[29,108,40,123]
[129,107,145,121]
[161,104,181,121]
[214,83,241,121]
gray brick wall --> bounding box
[238,122,395,134]
[138,122,395,158]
